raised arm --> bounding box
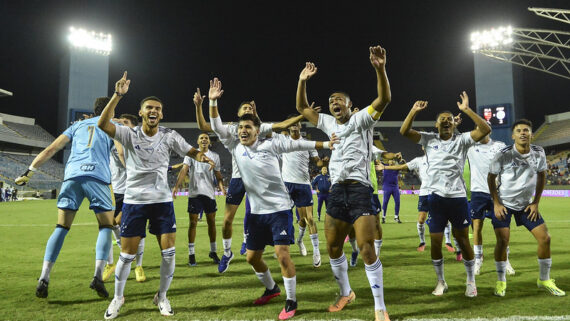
[172,164,189,199]
[186,148,215,171]
[368,45,391,115]
[207,77,233,141]
[381,152,402,161]
[456,91,491,142]
[194,88,213,132]
[15,134,70,186]
[400,101,427,143]
[272,114,305,131]
[377,163,409,172]
[296,62,319,125]
[98,71,130,138]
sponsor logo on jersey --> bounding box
[80,164,96,171]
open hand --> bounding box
[369,45,387,69]
[299,62,317,81]
[209,78,224,101]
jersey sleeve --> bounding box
[460,132,476,148]
[259,123,273,137]
[317,113,336,137]
[271,134,317,154]
[309,148,318,158]
[62,122,77,140]
[170,130,194,157]
[418,131,434,147]
[406,158,419,171]
[211,116,238,149]
[213,153,221,172]
[353,106,378,131]
[183,156,192,167]
[113,124,132,146]
[372,145,385,160]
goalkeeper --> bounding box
[16,97,116,301]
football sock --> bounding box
[444,223,452,244]
[159,247,175,299]
[495,261,507,282]
[365,258,386,311]
[463,258,475,283]
[223,238,232,256]
[309,234,320,255]
[255,268,276,290]
[115,253,135,299]
[538,257,552,281]
[283,276,297,301]
[417,222,425,243]
[349,238,358,253]
[330,254,352,296]
[297,226,306,242]
[432,258,445,281]
[39,261,55,282]
[43,226,68,263]
[188,243,195,255]
[374,239,383,257]
[136,238,145,266]
[210,242,217,253]
[474,245,483,262]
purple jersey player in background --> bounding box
[381,160,401,223]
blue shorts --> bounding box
[470,191,493,220]
[417,195,429,212]
[188,195,217,214]
[284,182,314,207]
[426,193,471,233]
[491,206,545,231]
[327,183,375,224]
[371,192,382,214]
[120,202,176,238]
[226,178,246,205]
[246,210,295,251]
[114,193,124,217]
[57,177,114,213]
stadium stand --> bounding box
[3,121,55,143]
[533,111,570,148]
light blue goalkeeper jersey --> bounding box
[62,116,113,183]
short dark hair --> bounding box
[330,91,351,102]
[140,96,163,108]
[511,119,533,131]
[120,113,139,127]
[239,113,261,128]
[93,97,111,116]
[436,110,454,120]
[198,131,210,137]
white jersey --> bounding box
[419,131,475,198]
[317,106,377,186]
[372,145,386,160]
[114,125,193,204]
[212,116,317,214]
[228,122,274,179]
[281,137,318,185]
[109,143,127,194]
[488,144,547,211]
[467,139,506,193]
[406,156,429,196]
[183,149,221,200]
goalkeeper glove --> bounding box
[15,167,35,186]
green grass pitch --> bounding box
[0,195,569,320]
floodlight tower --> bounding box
[58,27,111,161]
[470,7,570,143]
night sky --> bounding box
[1,0,569,136]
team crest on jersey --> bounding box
[432,145,439,150]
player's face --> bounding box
[197,133,210,148]
[237,103,254,117]
[238,120,260,146]
[321,167,327,175]
[512,124,532,145]
[139,100,163,128]
[328,93,352,121]
[288,122,301,138]
[435,112,455,137]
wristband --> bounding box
[323,142,330,149]
[209,99,218,106]
[29,166,37,172]
[114,91,124,97]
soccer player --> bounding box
[16,97,116,299]
[378,154,429,251]
[295,45,391,321]
[312,166,331,222]
[98,72,215,319]
[193,89,305,272]
[488,119,565,297]
[380,159,402,224]
[466,131,515,276]
[208,77,337,320]
[281,118,322,267]
[400,95,491,298]
[103,114,147,283]
[172,132,225,267]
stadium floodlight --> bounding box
[470,26,513,51]
[67,26,112,56]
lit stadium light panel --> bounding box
[68,27,112,55]
[470,26,513,51]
